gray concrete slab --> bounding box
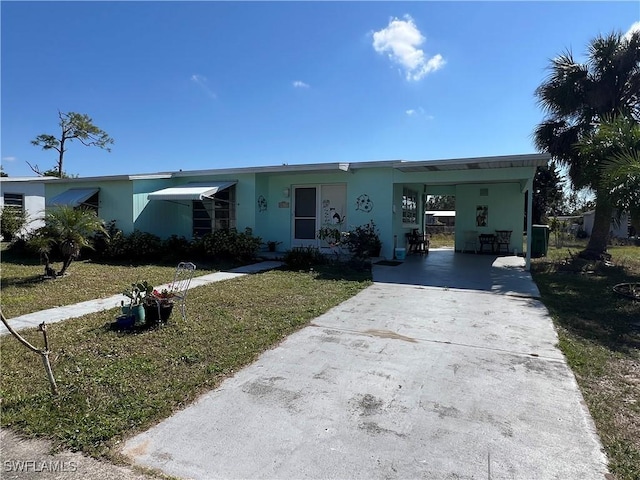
[122,268,607,479]
[0,261,284,335]
[373,249,540,298]
[0,429,155,480]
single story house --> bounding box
[0,176,57,238]
[1,153,550,269]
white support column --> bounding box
[525,179,533,271]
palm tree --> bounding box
[534,30,640,258]
[37,205,107,276]
[578,114,640,235]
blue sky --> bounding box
[1,1,638,178]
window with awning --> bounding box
[147,181,237,201]
[47,188,99,212]
[147,182,237,237]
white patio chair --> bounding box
[168,262,197,321]
[463,230,478,253]
[495,230,513,254]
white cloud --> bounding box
[372,15,445,81]
[405,107,432,119]
[624,21,640,41]
[2,156,16,162]
[191,74,217,100]
[293,80,310,89]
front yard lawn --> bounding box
[0,266,371,459]
[0,244,222,318]
[531,243,640,480]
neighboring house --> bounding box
[547,215,583,236]
[582,210,630,238]
[0,176,57,237]
[5,153,550,267]
[425,210,455,227]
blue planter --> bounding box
[121,304,146,326]
[115,314,135,329]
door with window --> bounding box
[292,184,346,248]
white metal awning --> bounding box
[147,181,236,201]
[47,188,99,207]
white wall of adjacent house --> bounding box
[0,179,48,238]
[582,210,629,238]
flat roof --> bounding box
[0,153,550,184]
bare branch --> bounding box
[26,161,45,176]
[1,310,59,395]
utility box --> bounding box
[531,224,550,258]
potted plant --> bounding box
[266,240,282,252]
[144,288,176,324]
[121,280,153,326]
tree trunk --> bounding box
[57,240,78,276]
[630,210,640,237]
[57,255,74,276]
[42,251,56,278]
[581,194,612,259]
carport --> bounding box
[391,154,549,271]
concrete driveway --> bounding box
[122,251,608,479]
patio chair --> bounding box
[478,234,496,253]
[406,229,428,255]
[168,262,197,321]
[494,230,512,254]
[463,230,478,253]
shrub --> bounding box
[343,221,382,259]
[200,228,262,262]
[1,207,28,242]
[123,230,163,260]
[161,235,193,261]
[283,246,326,270]
[88,220,121,259]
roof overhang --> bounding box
[147,181,237,201]
[393,154,550,173]
[47,188,99,207]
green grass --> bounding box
[427,232,455,248]
[0,245,224,318]
[531,243,640,480]
[0,266,371,459]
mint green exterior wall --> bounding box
[45,180,136,233]
[254,174,270,243]
[132,174,257,239]
[40,160,537,259]
[255,168,396,257]
[133,179,186,237]
[454,183,524,253]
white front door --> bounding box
[292,184,346,248]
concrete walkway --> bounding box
[122,250,608,479]
[1,261,283,335]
